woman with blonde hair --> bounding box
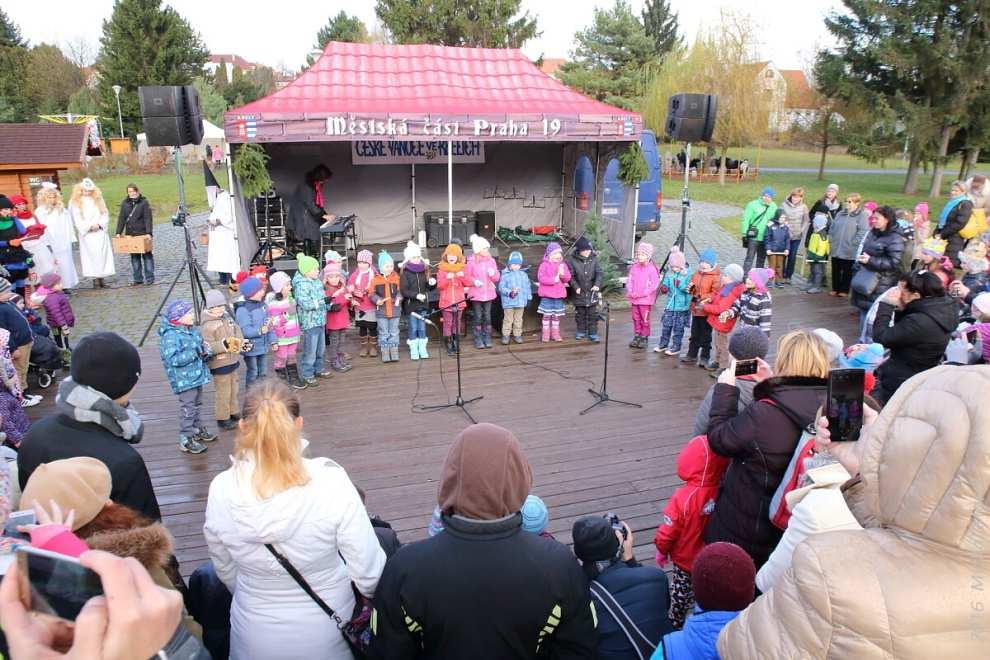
[68,177,114,287]
[203,379,385,659]
[704,329,829,567]
[33,183,79,290]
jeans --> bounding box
[808,261,826,289]
[831,258,855,294]
[783,239,802,279]
[299,326,326,380]
[743,239,767,272]
[659,310,690,351]
[407,313,427,339]
[574,304,599,337]
[130,253,155,283]
[472,300,492,331]
[243,353,268,388]
[213,371,239,421]
[858,309,870,344]
[377,315,400,350]
[631,304,652,337]
[178,386,203,436]
[686,315,713,360]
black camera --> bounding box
[606,513,627,540]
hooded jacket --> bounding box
[829,205,871,260]
[201,312,243,373]
[626,260,661,306]
[158,319,211,395]
[763,216,791,253]
[537,259,572,299]
[654,436,730,571]
[234,298,275,356]
[566,251,604,306]
[372,424,597,659]
[292,271,328,330]
[204,455,386,660]
[465,253,500,302]
[740,198,776,241]
[689,267,721,316]
[399,261,435,315]
[499,266,533,309]
[850,224,906,311]
[872,296,957,399]
[265,292,301,345]
[718,366,990,659]
[41,288,74,328]
[704,376,827,567]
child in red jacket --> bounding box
[700,263,745,374]
[654,434,729,629]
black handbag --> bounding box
[742,205,771,248]
[851,266,880,296]
[265,544,373,658]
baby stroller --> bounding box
[28,332,65,389]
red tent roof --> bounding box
[231,42,637,117]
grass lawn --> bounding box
[692,146,963,172]
[62,166,229,224]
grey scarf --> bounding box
[56,377,144,443]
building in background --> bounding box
[0,123,88,206]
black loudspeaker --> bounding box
[665,93,718,142]
[271,257,298,278]
[139,85,204,146]
[475,210,496,241]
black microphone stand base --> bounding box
[414,305,483,424]
[580,389,642,416]
[580,300,642,415]
[417,394,484,425]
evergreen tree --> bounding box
[192,76,228,125]
[0,8,29,121]
[557,0,655,111]
[307,11,368,65]
[67,86,100,116]
[641,0,680,60]
[96,0,208,136]
[375,0,538,48]
[25,44,85,115]
[0,8,26,48]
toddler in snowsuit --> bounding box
[159,300,216,454]
[536,242,571,342]
[371,251,402,363]
[626,241,660,349]
[700,264,745,373]
[266,271,304,388]
[465,234,500,349]
[565,236,604,341]
[200,289,244,432]
[683,248,720,366]
[655,246,693,356]
[498,251,532,344]
[654,435,730,629]
[324,261,352,372]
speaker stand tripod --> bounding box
[659,141,701,276]
[581,301,642,415]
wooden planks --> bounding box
[26,287,860,576]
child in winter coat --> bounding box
[348,250,378,358]
[437,242,467,355]
[323,249,347,278]
[654,435,730,629]
[684,248,720,366]
[763,209,790,287]
[626,241,660,349]
[731,268,774,336]
[566,236,604,341]
[805,213,830,294]
[371,251,402,363]
[918,237,953,287]
[959,242,989,295]
[700,263,745,373]
[323,262,352,372]
[499,251,532,344]
[655,246,693,356]
[521,494,555,540]
[292,253,329,384]
[400,241,435,360]
[465,234,500,349]
[234,276,275,388]
[200,289,244,432]
[158,300,216,454]
[36,271,74,350]
[266,271,303,388]
[536,242,571,342]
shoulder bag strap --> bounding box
[265,543,345,628]
[588,580,657,659]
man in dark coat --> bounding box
[372,423,597,659]
[286,164,333,256]
[115,184,155,285]
[573,515,673,659]
[17,332,161,521]
[566,236,604,341]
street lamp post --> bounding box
[112,85,123,138]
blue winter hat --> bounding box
[762,187,775,198]
[699,248,717,267]
[239,276,264,299]
[508,251,523,266]
[165,299,193,322]
[839,343,885,372]
[521,495,549,533]
[377,250,394,272]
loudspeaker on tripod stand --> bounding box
[139,85,204,146]
[665,93,718,143]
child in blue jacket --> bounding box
[498,251,532,344]
[159,299,215,454]
[654,247,693,356]
[763,209,790,287]
[234,276,275,388]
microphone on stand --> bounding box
[411,311,439,328]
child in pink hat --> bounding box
[347,249,378,357]
[732,268,775,336]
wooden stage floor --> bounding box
[27,288,860,576]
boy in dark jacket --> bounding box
[234,276,275,387]
[159,300,215,454]
[566,236,604,341]
[763,209,790,288]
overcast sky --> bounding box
[7,0,844,72]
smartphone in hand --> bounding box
[16,546,104,621]
[734,359,758,377]
[826,368,866,443]
[3,509,36,542]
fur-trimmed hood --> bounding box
[78,505,174,571]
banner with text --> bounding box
[351,140,485,165]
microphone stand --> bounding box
[415,298,483,424]
[581,298,642,415]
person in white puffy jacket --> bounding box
[204,380,385,659]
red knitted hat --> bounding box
[234,271,250,284]
[692,542,755,612]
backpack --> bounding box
[588,581,657,660]
[960,208,988,240]
[760,399,818,531]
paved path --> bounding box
[642,199,746,266]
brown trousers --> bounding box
[502,308,525,338]
[767,253,787,281]
[13,340,31,391]
[213,371,239,421]
[714,330,730,368]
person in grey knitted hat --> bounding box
[693,326,770,436]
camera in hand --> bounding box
[606,513,627,540]
[826,368,865,443]
[734,359,758,377]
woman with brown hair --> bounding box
[203,379,385,659]
[828,192,870,296]
[779,187,810,284]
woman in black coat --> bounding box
[805,184,840,246]
[705,329,830,568]
[115,184,155,285]
[872,270,958,404]
[287,164,334,255]
[851,205,905,341]
[935,180,973,268]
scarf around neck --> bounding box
[56,377,144,443]
[939,194,966,229]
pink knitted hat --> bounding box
[914,202,929,220]
[357,249,373,264]
[748,267,775,293]
[636,242,655,259]
[667,246,686,269]
[323,261,342,277]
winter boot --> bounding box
[418,337,430,359]
[473,325,485,349]
[483,326,493,349]
[179,435,207,454]
[359,337,370,358]
[629,335,641,348]
[408,338,420,360]
[550,318,563,342]
[389,345,400,362]
[274,366,289,382]
[501,334,510,345]
[380,341,390,362]
[637,335,649,350]
[368,339,379,358]
[541,318,551,342]
[513,334,523,344]
[287,364,308,390]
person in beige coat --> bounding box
[718,364,990,659]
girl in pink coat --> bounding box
[537,242,571,342]
[465,234,501,349]
[626,242,661,349]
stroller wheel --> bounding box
[37,371,52,389]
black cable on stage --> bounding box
[504,329,597,388]
[410,331,452,414]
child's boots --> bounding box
[418,337,430,359]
